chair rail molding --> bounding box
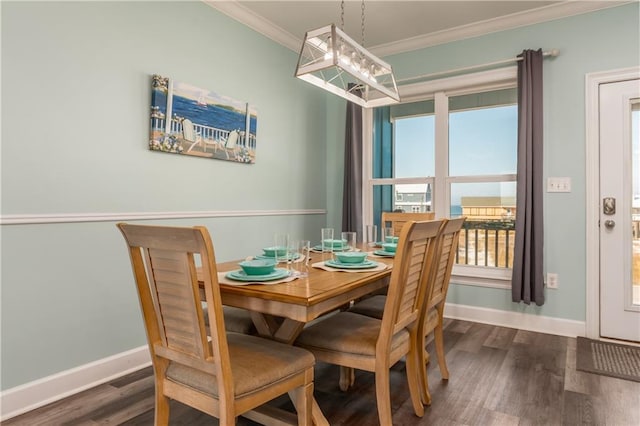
[0,209,326,225]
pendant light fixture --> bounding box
[294,0,400,108]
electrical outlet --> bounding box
[546,273,558,289]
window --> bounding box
[364,69,518,286]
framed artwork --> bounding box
[149,74,257,164]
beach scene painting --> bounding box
[149,74,257,164]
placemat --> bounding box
[311,261,389,273]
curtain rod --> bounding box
[396,49,560,85]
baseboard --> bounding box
[0,346,151,421]
[0,304,586,421]
[444,303,586,337]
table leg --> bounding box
[339,366,355,391]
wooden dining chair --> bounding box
[117,223,314,426]
[416,216,465,405]
[381,211,436,237]
[349,217,466,406]
[294,219,444,425]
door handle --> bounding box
[604,220,615,229]
[603,197,616,215]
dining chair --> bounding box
[117,223,314,425]
[381,211,436,237]
[349,217,466,405]
[294,219,444,425]
[415,216,465,405]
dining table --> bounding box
[198,245,395,426]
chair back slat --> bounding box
[426,217,466,310]
[146,248,205,357]
[379,219,445,351]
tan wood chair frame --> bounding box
[295,219,445,425]
[117,223,314,425]
[417,216,466,405]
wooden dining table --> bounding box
[198,247,394,426]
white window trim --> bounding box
[363,67,517,288]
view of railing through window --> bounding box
[456,219,515,268]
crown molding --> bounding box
[203,0,301,52]
[203,1,631,57]
[371,1,631,57]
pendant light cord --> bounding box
[361,0,366,47]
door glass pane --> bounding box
[632,101,639,305]
[451,182,516,268]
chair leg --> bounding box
[154,390,170,426]
[405,339,425,417]
[417,332,432,406]
[339,366,355,391]
[293,382,313,426]
[374,368,393,426]
[434,311,449,380]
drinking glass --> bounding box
[341,231,357,252]
[274,233,289,265]
[291,240,311,277]
[321,228,334,253]
[383,227,394,243]
[365,225,378,247]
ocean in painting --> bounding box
[152,90,257,135]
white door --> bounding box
[600,78,640,342]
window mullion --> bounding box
[434,91,449,219]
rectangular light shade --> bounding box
[295,24,400,108]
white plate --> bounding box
[225,268,290,282]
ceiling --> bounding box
[205,1,628,57]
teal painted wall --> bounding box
[0,1,331,390]
[384,3,639,321]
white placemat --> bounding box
[311,261,389,273]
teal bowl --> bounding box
[262,246,288,257]
[335,251,368,264]
[384,236,399,243]
[381,242,397,253]
[239,259,277,275]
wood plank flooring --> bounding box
[4,319,640,425]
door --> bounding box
[600,78,640,342]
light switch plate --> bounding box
[547,177,571,192]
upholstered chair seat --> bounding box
[167,332,314,398]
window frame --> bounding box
[362,67,518,288]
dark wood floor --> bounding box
[4,319,640,425]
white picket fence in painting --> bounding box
[150,116,256,151]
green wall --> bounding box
[384,3,639,321]
[0,1,333,390]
